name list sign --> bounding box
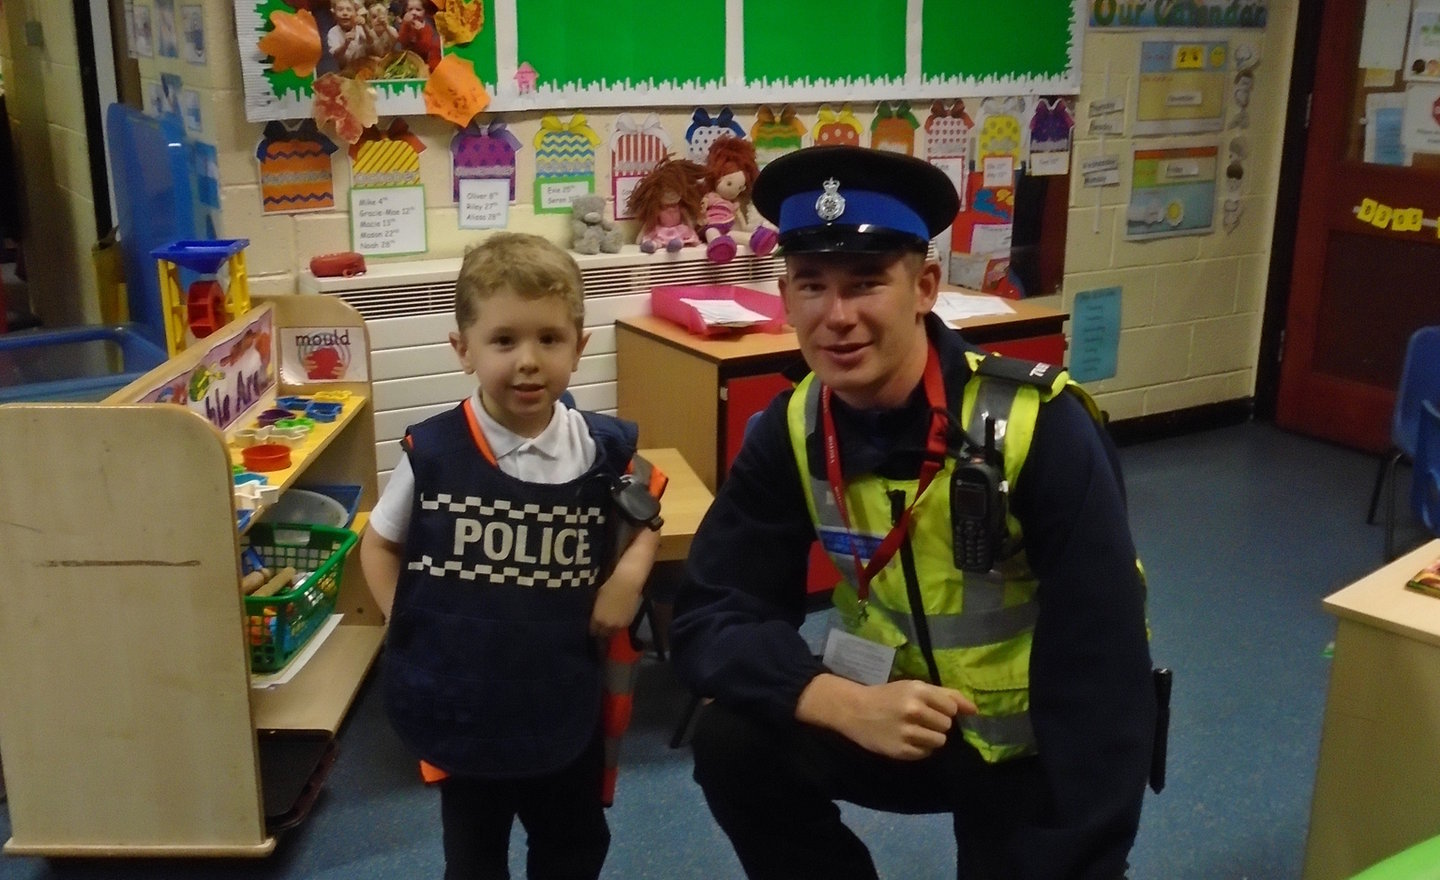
[351,186,427,256]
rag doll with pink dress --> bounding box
[699,138,777,263]
[626,157,705,254]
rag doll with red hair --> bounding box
[626,157,705,254]
[699,137,777,263]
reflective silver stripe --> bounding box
[605,659,638,694]
[962,711,1035,750]
[869,599,1036,648]
[802,381,846,532]
[966,379,1020,452]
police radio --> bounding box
[952,416,1006,573]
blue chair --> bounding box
[1408,399,1440,553]
[1367,326,1440,559]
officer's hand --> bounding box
[796,674,977,761]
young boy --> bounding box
[360,232,664,880]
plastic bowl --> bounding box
[258,488,349,528]
[242,443,292,472]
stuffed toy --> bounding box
[626,157,705,254]
[700,138,777,263]
[570,194,624,255]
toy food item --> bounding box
[251,566,298,598]
[310,251,367,277]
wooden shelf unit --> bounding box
[0,294,384,857]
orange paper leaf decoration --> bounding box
[424,55,491,127]
[434,0,485,45]
[257,8,323,78]
[313,73,378,145]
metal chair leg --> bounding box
[1367,451,1398,524]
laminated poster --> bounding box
[280,326,369,383]
[1134,41,1229,136]
[1126,143,1218,240]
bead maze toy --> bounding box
[151,239,252,355]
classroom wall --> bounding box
[0,2,102,326]
[1064,3,1299,420]
[57,1,1298,423]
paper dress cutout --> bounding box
[533,114,600,213]
[610,114,671,221]
[871,102,920,155]
[452,120,521,202]
[686,108,745,163]
[924,100,973,160]
[1030,97,1075,154]
[813,104,863,147]
[750,105,805,168]
[349,118,426,187]
[977,96,1025,162]
[256,120,338,213]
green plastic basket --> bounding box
[242,523,358,673]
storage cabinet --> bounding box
[0,294,384,857]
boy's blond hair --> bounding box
[455,233,586,334]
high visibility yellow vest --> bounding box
[787,352,1100,763]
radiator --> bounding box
[300,246,785,488]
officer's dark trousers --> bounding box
[438,735,610,880]
[691,701,1053,880]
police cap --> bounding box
[752,145,959,255]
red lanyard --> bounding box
[820,343,950,606]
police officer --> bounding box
[670,145,1156,880]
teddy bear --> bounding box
[569,194,624,255]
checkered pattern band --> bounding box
[406,555,601,589]
[420,494,606,526]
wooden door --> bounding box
[1275,0,1440,453]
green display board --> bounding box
[490,0,1082,110]
[238,0,1082,122]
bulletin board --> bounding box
[239,0,1085,121]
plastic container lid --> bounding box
[258,489,350,528]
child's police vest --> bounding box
[383,402,637,778]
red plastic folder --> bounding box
[650,285,788,338]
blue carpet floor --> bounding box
[0,421,1404,879]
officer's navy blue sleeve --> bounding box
[1009,388,1157,880]
[670,396,828,727]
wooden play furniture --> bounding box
[1303,539,1440,878]
[0,294,382,857]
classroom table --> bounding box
[1303,539,1440,879]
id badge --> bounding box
[822,628,896,686]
